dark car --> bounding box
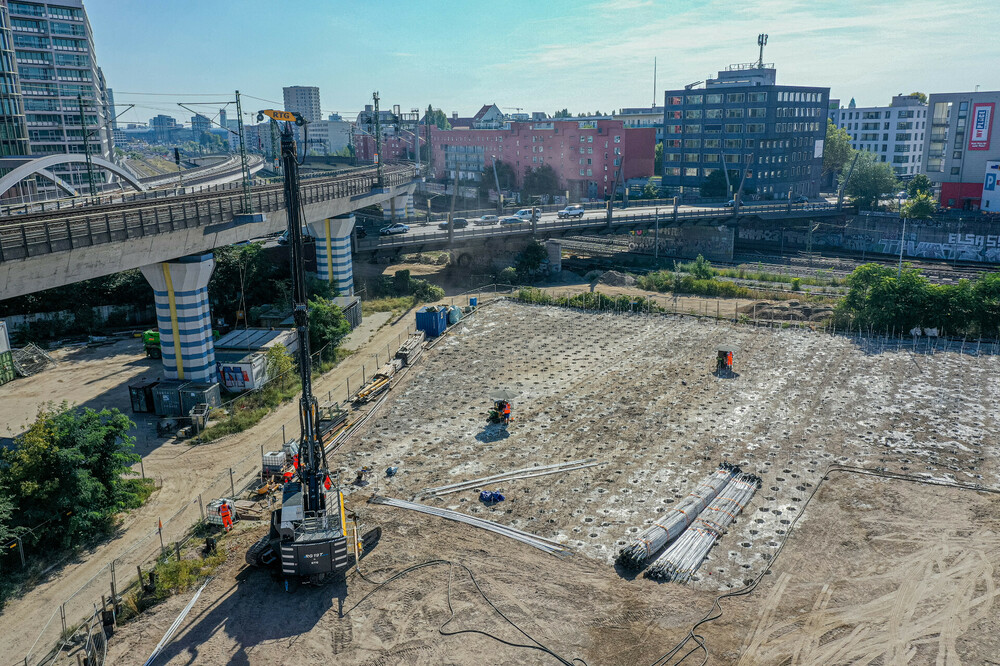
[794,196,809,204]
[438,217,469,230]
[499,216,525,225]
[356,226,368,238]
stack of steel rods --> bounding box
[416,458,600,499]
[616,463,740,569]
[645,472,761,582]
[370,496,570,556]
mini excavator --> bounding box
[245,110,379,583]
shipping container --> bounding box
[128,379,160,413]
[180,382,222,415]
[152,380,189,417]
[415,306,448,338]
[216,351,268,392]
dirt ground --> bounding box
[0,308,421,661]
[103,301,1000,665]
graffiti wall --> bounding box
[626,225,734,262]
[736,215,1000,263]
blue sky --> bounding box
[88,0,999,126]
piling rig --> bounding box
[245,110,379,583]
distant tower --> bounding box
[220,108,227,128]
[849,98,857,109]
[757,33,768,68]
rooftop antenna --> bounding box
[757,33,768,68]
[652,57,657,108]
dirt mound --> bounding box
[597,270,636,287]
[738,299,834,322]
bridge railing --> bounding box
[358,202,843,250]
[0,164,418,263]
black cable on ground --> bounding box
[652,464,1000,666]
[345,559,586,666]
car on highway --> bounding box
[379,223,410,235]
[437,217,469,230]
[794,195,810,204]
[513,208,540,222]
[557,204,585,219]
[500,216,525,225]
[724,199,736,207]
[474,214,498,226]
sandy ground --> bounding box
[0,305,419,662]
[102,301,999,665]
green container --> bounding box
[0,351,15,386]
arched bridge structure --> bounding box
[0,154,147,197]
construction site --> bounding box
[93,298,1000,665]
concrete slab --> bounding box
[340,311,391,351]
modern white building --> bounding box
[282,85,321,124]
[830,94,927,178]
[8,0,115,190]
[307,119,351,154]
[615,106,665,143]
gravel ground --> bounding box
[102,300,1000,664]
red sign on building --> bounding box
[969,102,994,151]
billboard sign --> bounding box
[982,161,1000,212]
[969,102,994,151]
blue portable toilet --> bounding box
[415,306,448,337]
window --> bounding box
[684,125,700,134]
[667,96,682,105]
[683,139,700,148]
[897,122,913,130]
[705,108,723,119]
[587,158,591,165]
[748,108,766,118]
[613,147,620,155]
[665,152,681,162]
[587,147,593,154]
[895,133,912,142]
[746,123,765,133]
[684,167,699,177]
[724,139,741,149]
[952,150,962,159]
[614,135,621,143]
[706,94,723,104]
[748,92,767,102]
[686,95,703,105]
[724,154,740,163]
[725,124,743,133]
[703,139,720,148]
[685,109,702,119]
[726,93,745,103]
[704,124,721,134]
[588,135,593,143]
[744,139,755,148]
[664,167,681,176]
[951,167,960,175]
[580,169,585,176]
[684,153,699,162]
[579,135,585,142]
[587,169,592,176]
[703,154,719,162]
[666,125,682,134]
[726,108,744,118]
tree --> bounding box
[641,182,659,199]
[199,132,226,153]
[0,493,14,547]
[906,173,932,198]
[307,297,351,360]
[553,109,571,118]
[515,241,549,274]
[655,141,663,174]
[910,92,928,104]
[424,105,451,130]
[902,192,936,219]
[700,169,729,198]
[0,405,140,550]
[823,119,854,178]
[209,242,285,324]
[265,343,294,390]
[522,164,561,197]
[479,159,517,195]
[840,152,900,210]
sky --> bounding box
[86,0,999,127]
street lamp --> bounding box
[491,155,503,215]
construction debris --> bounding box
[395,331,426,367]
[370,495,570,556]
[353,359,402,405]
[645,472,762,582]
[416,458,601,499]
[11,343,56,377]
[616,463,739,570]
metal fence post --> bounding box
[198,494,204,521]
[229,468,235,497]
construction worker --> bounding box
[502,400,511,424]
[727,351,733,370]
[219,501,233,533]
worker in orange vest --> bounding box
[502,401,511,424]
[219,502,233,532]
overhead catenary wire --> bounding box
[617,463,740,570]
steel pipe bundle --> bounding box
[645,472,761,582]
[417,458,600,499]
[616,463,740,569]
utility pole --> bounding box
[235,90,253,213]
[492,155,502,214]
[77,94,97,196]
[269,119,280,174]
[373,91,384,188]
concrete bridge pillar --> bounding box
[383,193,414,221]
[307,214,355,296]
[545,240,562,273]
[140,253,216,382]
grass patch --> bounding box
[119,539,227,623]
[361,295,418,316]
[119,477,158,510]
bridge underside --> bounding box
[0,181,416,299]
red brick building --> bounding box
[428,119,655,199]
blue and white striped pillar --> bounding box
[307,214,355,296]
[382,194,414,221]
[140,253,216,382]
